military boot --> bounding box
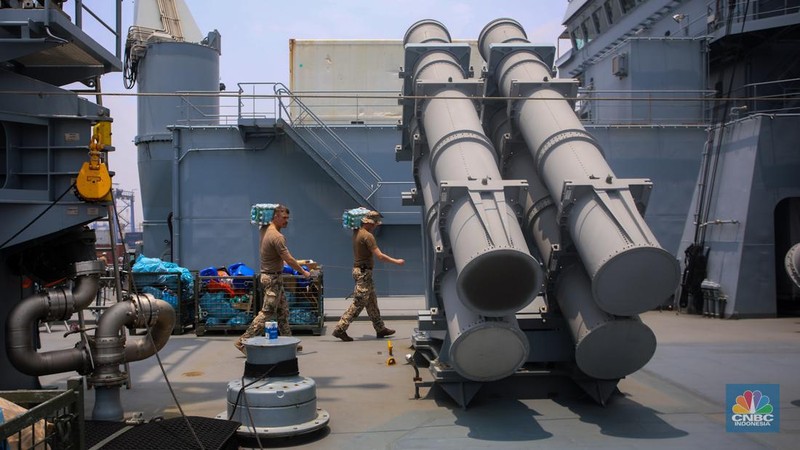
[376,328,395,338]
[333,328,354,342]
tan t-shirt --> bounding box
[260,223,290,273]
[353,227,377,269]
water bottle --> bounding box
[266,321,278,339]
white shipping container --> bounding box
[289,39,482,125]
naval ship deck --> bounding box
[38,300,799,449]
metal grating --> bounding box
[85,420,131,449]
[88,416,240,450]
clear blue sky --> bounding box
[82,0,569,228]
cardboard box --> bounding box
[297,259,319,270]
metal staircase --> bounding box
[272,83,382,209]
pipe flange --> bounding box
[132,294,161,326]
[88,372,129,387]
[73,260,105,277]
[44,287,71,321]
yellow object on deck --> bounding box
[386,340,396,365]
[75,123,112,202]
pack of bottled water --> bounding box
[289,309,319,325]
[342,207,371,229]
[250,203,279,225]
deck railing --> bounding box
[707,0,800,33]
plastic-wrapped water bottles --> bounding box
[342,207,371,229]
[250,203,280,226]
[266,321,278,339]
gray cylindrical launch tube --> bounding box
[485,106,561,263]
[405,19,543,316]
[506,151,559,262]
[508,150,657,380]
[418,156,529,381]
[488,106,656,380]
[479,18,679,316]
[556,264,657,379]
[441,270,530,382]
[403,18,451,44]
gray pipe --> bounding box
[4,258,175,422]
[171,129,181,264]
[90,293,175,421]
[5,260,103,376]
[122,295,175,362]
[405,19,542,316]
[478,18,679,316]
[90,294,175,387]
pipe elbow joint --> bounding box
[70,259,104,310]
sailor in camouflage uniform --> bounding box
[333,210,405,341]
[235,205,309,353]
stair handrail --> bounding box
[272,83,382,202]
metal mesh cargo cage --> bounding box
[282,269,324,335]
[194,274,258,336]
[0,378,85,450]
[129,272,195,334]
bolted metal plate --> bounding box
[218,408,330,438]
[226,375,316,407]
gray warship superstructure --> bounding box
[557,0,800,318]
[2,0,798,435]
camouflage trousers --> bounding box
[336,268,386,333]
[237,274,291,346]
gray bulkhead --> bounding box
[164,123,422,298]
[558,0,800,317]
